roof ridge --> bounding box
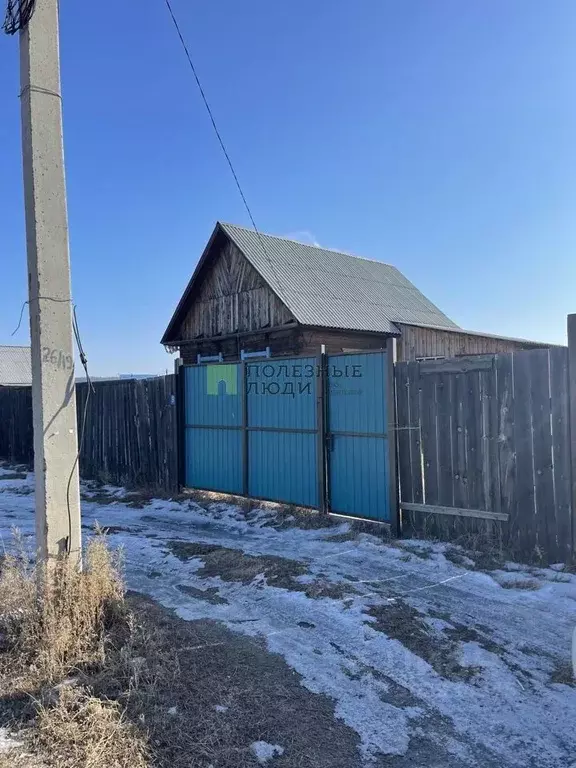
[218,221,397,269]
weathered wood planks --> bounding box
[0,376,178,491]
[396,348,573,563]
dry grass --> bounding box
[550,661,575,687]
[367,601,482,681]
[167,540,308,587]
[166,541,356,601]
[34,686,148,768]
[0,534,124,691]
[0,533,148,767]
[499,578,541,591]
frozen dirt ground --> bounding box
[0,466,575,767]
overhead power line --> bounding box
[162,0,285,298]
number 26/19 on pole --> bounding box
[42,347,74,371]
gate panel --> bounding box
[327,352,390,521]
[184,364,242,493]
[185,428,243,494]
[247,357,318,507]
[249,431,318,507]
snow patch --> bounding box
[0,727,23,753]
[250,741,284,763]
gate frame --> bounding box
[177,347,399,534]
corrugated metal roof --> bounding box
[219,223,459,334]
[0,346,31,386]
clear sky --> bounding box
[1,1,575,375]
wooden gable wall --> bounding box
[177,239,295,340]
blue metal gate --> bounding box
[326,352,392,523]
[247,358,319,507]
[180,349,396,526]
[183,363,243,494]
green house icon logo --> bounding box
[206,365,237,396]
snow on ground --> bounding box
[250,741,285,764]
[0,466,575,767]
[0,726,23,754]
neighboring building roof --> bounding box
[162,222,460,342]
[399,322,563,348]
[0,346,32,386]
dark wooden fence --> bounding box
[0,386,34,466]
[395,348,573,563]
[0,376,178,491]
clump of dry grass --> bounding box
[550,661,575,687]
[0,534,124,691]
[35,685,148,768]
[0,532,150,767]
[499,578,541,591]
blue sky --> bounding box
[1,1,575,375]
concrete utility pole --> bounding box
[19,0,81,564]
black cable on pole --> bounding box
[3,0,36,35]
[12,296,73,337]
[162,0,286,298]
[66,305,93,556]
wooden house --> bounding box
[161,222,554,363]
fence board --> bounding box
[512,352,537,558]
[485,367,500,516]
[530,350,555,559]
[395,362,412,504]
[401,502,508,523]
[0,376,177,491]
[549,348,572,563]
[421,373,439,505]
[496,354,516,535]
[453,374,469,509]
[407,361,423,503]
[466,371,483,510]
[437,374,453,507]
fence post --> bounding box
[317,347,327,514]
[241,361,249,497]
[568,314,576,560]
[386,338,399,537]
[175,358,185,490]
